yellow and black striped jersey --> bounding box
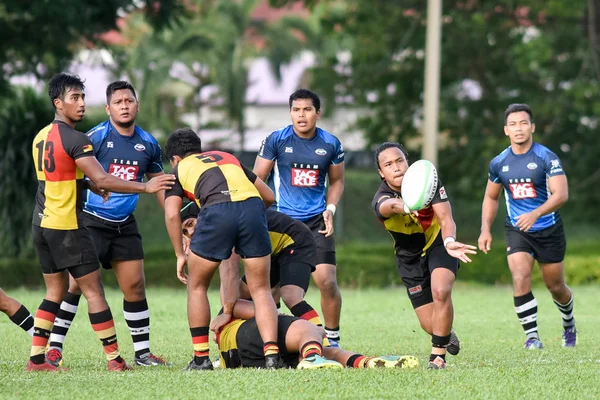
[32,120,95,229]
[372,180,448,262]
[166,151,260,208]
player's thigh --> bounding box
[279,258,312,293]
[190,203,238,261]
[539,261,566,289]
[186,251,220,291]
[242,255,272,290]
[304,214,336,266]
[108,217,145,266]
[398,258,433,309]
[427,243,458,297]
[507,252,535,279]
[235,198,272,259]
[530,222,566,264]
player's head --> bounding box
[375,142,409,190]
[180,202,200,238]
[106,81,139,129]
[165,128,203,167]
[48,72,86,124]
[504,103,535,146]
[289,89,321,135]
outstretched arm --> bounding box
[478,180,503,253]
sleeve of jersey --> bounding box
[331,138,345,165]
[165,167,184,198]
[488,160,499,183]
[544,151,565,177]
[242,164,258,183]
[147,143,164,174]
[62,127,95,160]
[371,185,392,221]
[430,179,449,205]
[257,132,277,160]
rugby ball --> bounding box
[401,159,439,211]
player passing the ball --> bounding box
[478,104,576,350]
[371,142,477,370]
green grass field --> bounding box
[1,285,599,399]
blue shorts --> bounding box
[190,197,272,261]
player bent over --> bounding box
[28,72,174,371]
[371,142,477,369]
[211,299,419,370]
[164,128,280,370]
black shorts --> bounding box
[241,248,313,292]
[32,225,99,278]
[81,212,144,269]
[302,214,336,265]
[505,220,566,263]
[236,315,300,368]
[396,234,459,309]
[190,198,272,261]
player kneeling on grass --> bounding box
[371,142,477,370]
[210,299,419,370]
[181,204,331,343]
[164,128,281,370]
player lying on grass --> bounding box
[181,203,331,345]
[209,299,419,370]
[371,142,477,370]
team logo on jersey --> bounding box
[107,141,114,149]
[502,165,509,172]
[550,159,563,173]
[109,164,139,181]
[82,144,93,153]
[509,182,537,199]
[408,285,423,295]
[439,186,447,199]
[527,162,537,170]
[285,147,293,153]
[134,143,146,152]
[291,168,318,187]
[315,148,327,156]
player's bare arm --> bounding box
[377,196,414,218]
[433,201,477,263]
[253,156,275,182]
[515,174,568,232]
[147,171,166,209]
[320,162,344,237]
[478,180,503,253]
[253,177,275,208]
[77,156,175,194]
[164,195,187,283]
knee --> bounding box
[122,277,146,299]
[544,279,565,295]
[431,286,451,303]
[317,278,339,297]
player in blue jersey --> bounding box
[46,81,170,367]
[478,104,576,349]
[253,89,344,347]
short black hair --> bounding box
[374,142,409,169]
[504,103,534,125]
[180,201,200,221]
[106,81,137,104]
[289,88,321,111]
[48,73,85,110]
[165,128,203,160]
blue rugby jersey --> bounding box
[489,142,565,231]
[258,125,344,221]
[83,121,163,221]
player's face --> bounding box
[504,111,535,145]
[290,99,320,135]
[182,218,196,238]
[106,89,138,128]
[55,88,86,124]
[377,147,409,191]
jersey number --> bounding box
[35,140,56,172]
[196,153,223,163]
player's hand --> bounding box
[88,180,111,202]
[477,231,492,254]
[319,210,334,237]
[176,254,188,284]
[515,211,539,232]
[144,174,176,193]
[446,241,477,263]
[210,313,232,334]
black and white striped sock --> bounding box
[48,292,81,350]
[553,293,575,329]
[514,292,539,340]
[124,299,151,359]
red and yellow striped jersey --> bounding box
[166,151,260,208]
[32,120,95,229]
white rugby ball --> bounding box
[401,159,439,211]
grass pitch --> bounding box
[1,285,599,399]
